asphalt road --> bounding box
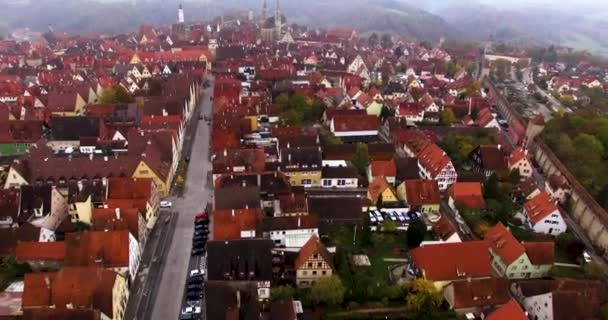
[151,76,214,320]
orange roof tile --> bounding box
[332,115,379,132]
[107,177,153,200]
[432,215,457,241]
[92,208,142,241]
[485,223,525,265]
[64,230,130,268]
[16,241,66,261]
[416,142,451,178]
[485,299,528,320]
[507,147,528,167]
[410,241,493,281]
[522,242,555,265]
[404,179,441,206]
[523,192,559,225]
[367,176,392,204]
[213,208,263,241]
[449,182,486,209]
[450,277,510,309]
[294,235,334,270]
[370,160,397,177]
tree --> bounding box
[310,275,345,306]
[407,219,427,248]
[380,105,395,122]
[600,303,608,320]
[470,107,479,121]
[382,219,397,233]
[271,285,295,301]
[351,143,370,176]
[566,239,586,262]
[445,61,459,78]
[440,108,456,126]
[282,108,302,126]
[322,132,342,145]
[99,85,133,104]
[275,93,289,107]
[360,210,372,247]
[368,32,379,47]
[466,80,481,97]
[405,279,443,318]
[508,169,522,184]
[1,255,31,278]
[394,45,404,57]
[584,260,608,278]
[380,33,393,50]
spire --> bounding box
[262,0,267,21]
[274,0,281,38]
[178,3,185,24]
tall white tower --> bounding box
[274,0,281,39]
[178,4,185,24]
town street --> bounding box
[151,76,214,320]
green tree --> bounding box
[310,275,346,306]
[322,132,342,145]
[508,169,522,184]
[368,32,379,47]
[271,285,295,301]
[600,303,608,320]
[445,61,459,78]
[379,105,395,122]
[382,219,397,233]
[440,108,456,126]
[275,93,289,107]
[100,85,133,104]
[351,143,370,176]
[407,219,427,248]
[466,80,481,97]
[360,210,372,247]
[381,33,393,49]
[584,260,608,278]
[1,255,31,278]
[282,109,303,126]
[405,279,443,319]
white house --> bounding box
[265,216,319,248]
[544,174,571,205]
[321,166,359,189]
[507,147,533,179]
[522,192,567,236]
[416,143,458,191]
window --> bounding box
[317,262,323,268]
[308,262,313,268]
[302,271,307,276]
[312,271,317,275]
[338,179,346,186]
[314,254,319,259]
[302,179,312,185]
[139,170,149,175]
[323,180,331,186]
[322,271,327,275]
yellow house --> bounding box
[47,92,87,116]
[280,147,323,188]
[132,160,170,198]
[367,176,398,205]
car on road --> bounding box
[194,228,209,235]
[191,247,206,256]
[195,213,208,220]
[160,201,172,208]
[193,237,208,244]
[182,306,202,315]
[194,223,208,230]
[188,277,204,285]
[190,268,205,277]
[583,251,592,263]
[185,292,202,301]
[186,284,204,292]
[180,312,200,320]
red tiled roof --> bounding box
[107,177,153,200]
[450,277,510,309]
[485,222,525,265]
[213,208,263,241]
[294,234,334,270]
[449,182,486,209]
[522,242,555,265]
[16,241,66,261]
[370,160,396,178]
[404,179,441,206]
[416,142,451,178]
[367,176,392,204]
[64,230,130,269]
[332,115,379,132]
[485,299,528,320]
[432,215,457,241]
[523,192,559,225]
[410,241,493,281]
[507,147,527,167]
[92,208,142,241]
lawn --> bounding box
[550,265,587,279]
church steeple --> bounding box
[178,4,185,24]
[262,0,268,21]
[274,0,281,38]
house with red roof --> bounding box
[263,215,319,248]
[213,208,264,241]
[15,241,66,271]
[416,142,457,190]
[330,114,379,143]
[106,177,159,231]
[507,147,532,179]
[396,102,425,123]
[409,241,493,289]
[485,222,554,279]
[522,192,566,235]
[397,179,441,217]
[448,182,486,213]
[484,299,528,320]
[367,159,397,185]
[295,235,334,287]
[544,174,571,204]
[443,277,511,315]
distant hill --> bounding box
[0,0,457,42]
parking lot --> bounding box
[367,208,432,231]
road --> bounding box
[151,75,214,320]
[522,67,570,116]
[439,201,475,241]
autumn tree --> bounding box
[100,85,133,104]
[405,279,443,318]
[406,218,427,248]
[351,143,370,176]
[440,108,456,125]
[271,285,295,301]
[310,275,346,306]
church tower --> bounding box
[178,3,185,24]
[262,0,268,22]
[274,0,281,39]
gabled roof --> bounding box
[213,208,264,241]
[522,242,555,265]
[64,230,130,269]
[91,208,142,241]
[214,186,261,210]
[484,222,526,265]
[206,239,273,281]
[523,192,559,225]
[294,235,334,270]
[449,277,510,309]
[332,115,379,132]
[484,299,527,320]
[22,308,102,320]
[107,177,153,200]
[507,147,528,167]
[16,241,66,261]
[475,145,507,171]
[403,179,441,206]
[367,176,393,204]
[410,241,493,281]
[370,160,396,178]
[432,215,457,241]
[449,182,486,209]
[263,215,319,231]
[416,142,451,178]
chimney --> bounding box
[115,208,121,220]
[224,149,228,157]
[104,156,108,162]
[298,216,301,227]
[231,209,235,217]
[89,153,93,161]
[242,180,246,187]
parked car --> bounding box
[186,284,203,292]
[191,248,205,256]
[194,228,209,235]
[193,237,208,245]
[190,268,205,277]
[185,292,202,301]
[180,312,200,320]
[182,306,201,315]
[194,223,208,230]
[195,213,208,220]
[188,277,204,285]
[160,201,172,208]
[583,251,593,263]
